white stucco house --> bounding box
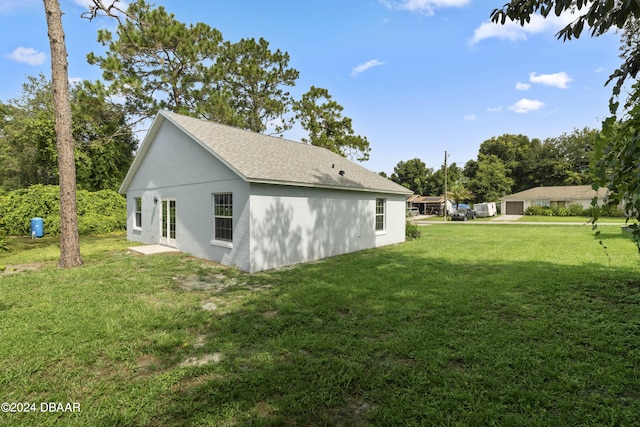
[500,185,609,215]
[119,111,412,273]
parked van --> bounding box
[475,202,497,218]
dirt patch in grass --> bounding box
[328,396,375,427]
[0,262,49,275]
[179,353,223,367]
[175,273,238,292]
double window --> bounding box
[375,198,386,231]
[214,193,233,242]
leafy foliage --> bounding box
[466,154,513,202]
[218,37,299,134]
[592,103,640,243]
[0,74,136,193]
[294,86,371,161]
[0,185,126,236]
[405,219,421,240]
[390,158,432,195]
[87,0,238,126]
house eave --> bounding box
[247,178,413,195]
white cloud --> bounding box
[381,0,470,15]
[6,47,46,66]
[470,11,578,45]
[509,98,544,114]
[351,59,385,77]
[529,71,572,88]
[487,106,503,113]
[515,82,531,90]
[464,114,476,121]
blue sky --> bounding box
[0,0,622,175]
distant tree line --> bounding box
[387,128,597,204]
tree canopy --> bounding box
[293,86,371,161]
[0,74,136,193]
[393,128,596,203]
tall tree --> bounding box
[218,37,299,134]
[426,163,462,196]
[545,127,598,185]
[467,154,513,203]
[293,86,371,161]
[43,0,82,268]
[447,182,472,208]
[479,134,540,192]
[87,0,238,125]
[390,158,432,195]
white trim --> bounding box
[210,239,233,249]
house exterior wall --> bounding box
[124,119,407,273]
[124,120,252,271]
[248,184,406,272]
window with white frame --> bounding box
[533,200,550,207]
[375,198,386,231]
[213,193,233,242]
[134,197,142,229]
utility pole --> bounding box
[443,150,448,222]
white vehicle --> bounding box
[407,207,420,216]
[474,202,497,218]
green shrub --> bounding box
[568,204,586,216]
[0,185,126,236]
[525,206,552,216]
[405,220,421,240]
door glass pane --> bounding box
[162,201,168,238]
[169,200,176,239]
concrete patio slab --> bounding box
[129,245,180,255]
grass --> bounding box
[1,226,640,426]
[515,215,628,224]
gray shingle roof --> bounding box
[500,185,608,201]
[121,110,410,195]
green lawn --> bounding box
[1,225,639,426]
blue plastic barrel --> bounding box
[30,217,44,238]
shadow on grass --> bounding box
[140,246,640,426]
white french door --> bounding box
[160,198,177,247]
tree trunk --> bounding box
[43,0,83,268]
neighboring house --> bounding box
[500,185,608,215]
[119,111,412,273]
[406,195,454,215]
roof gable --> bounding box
[120,111,410,195]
